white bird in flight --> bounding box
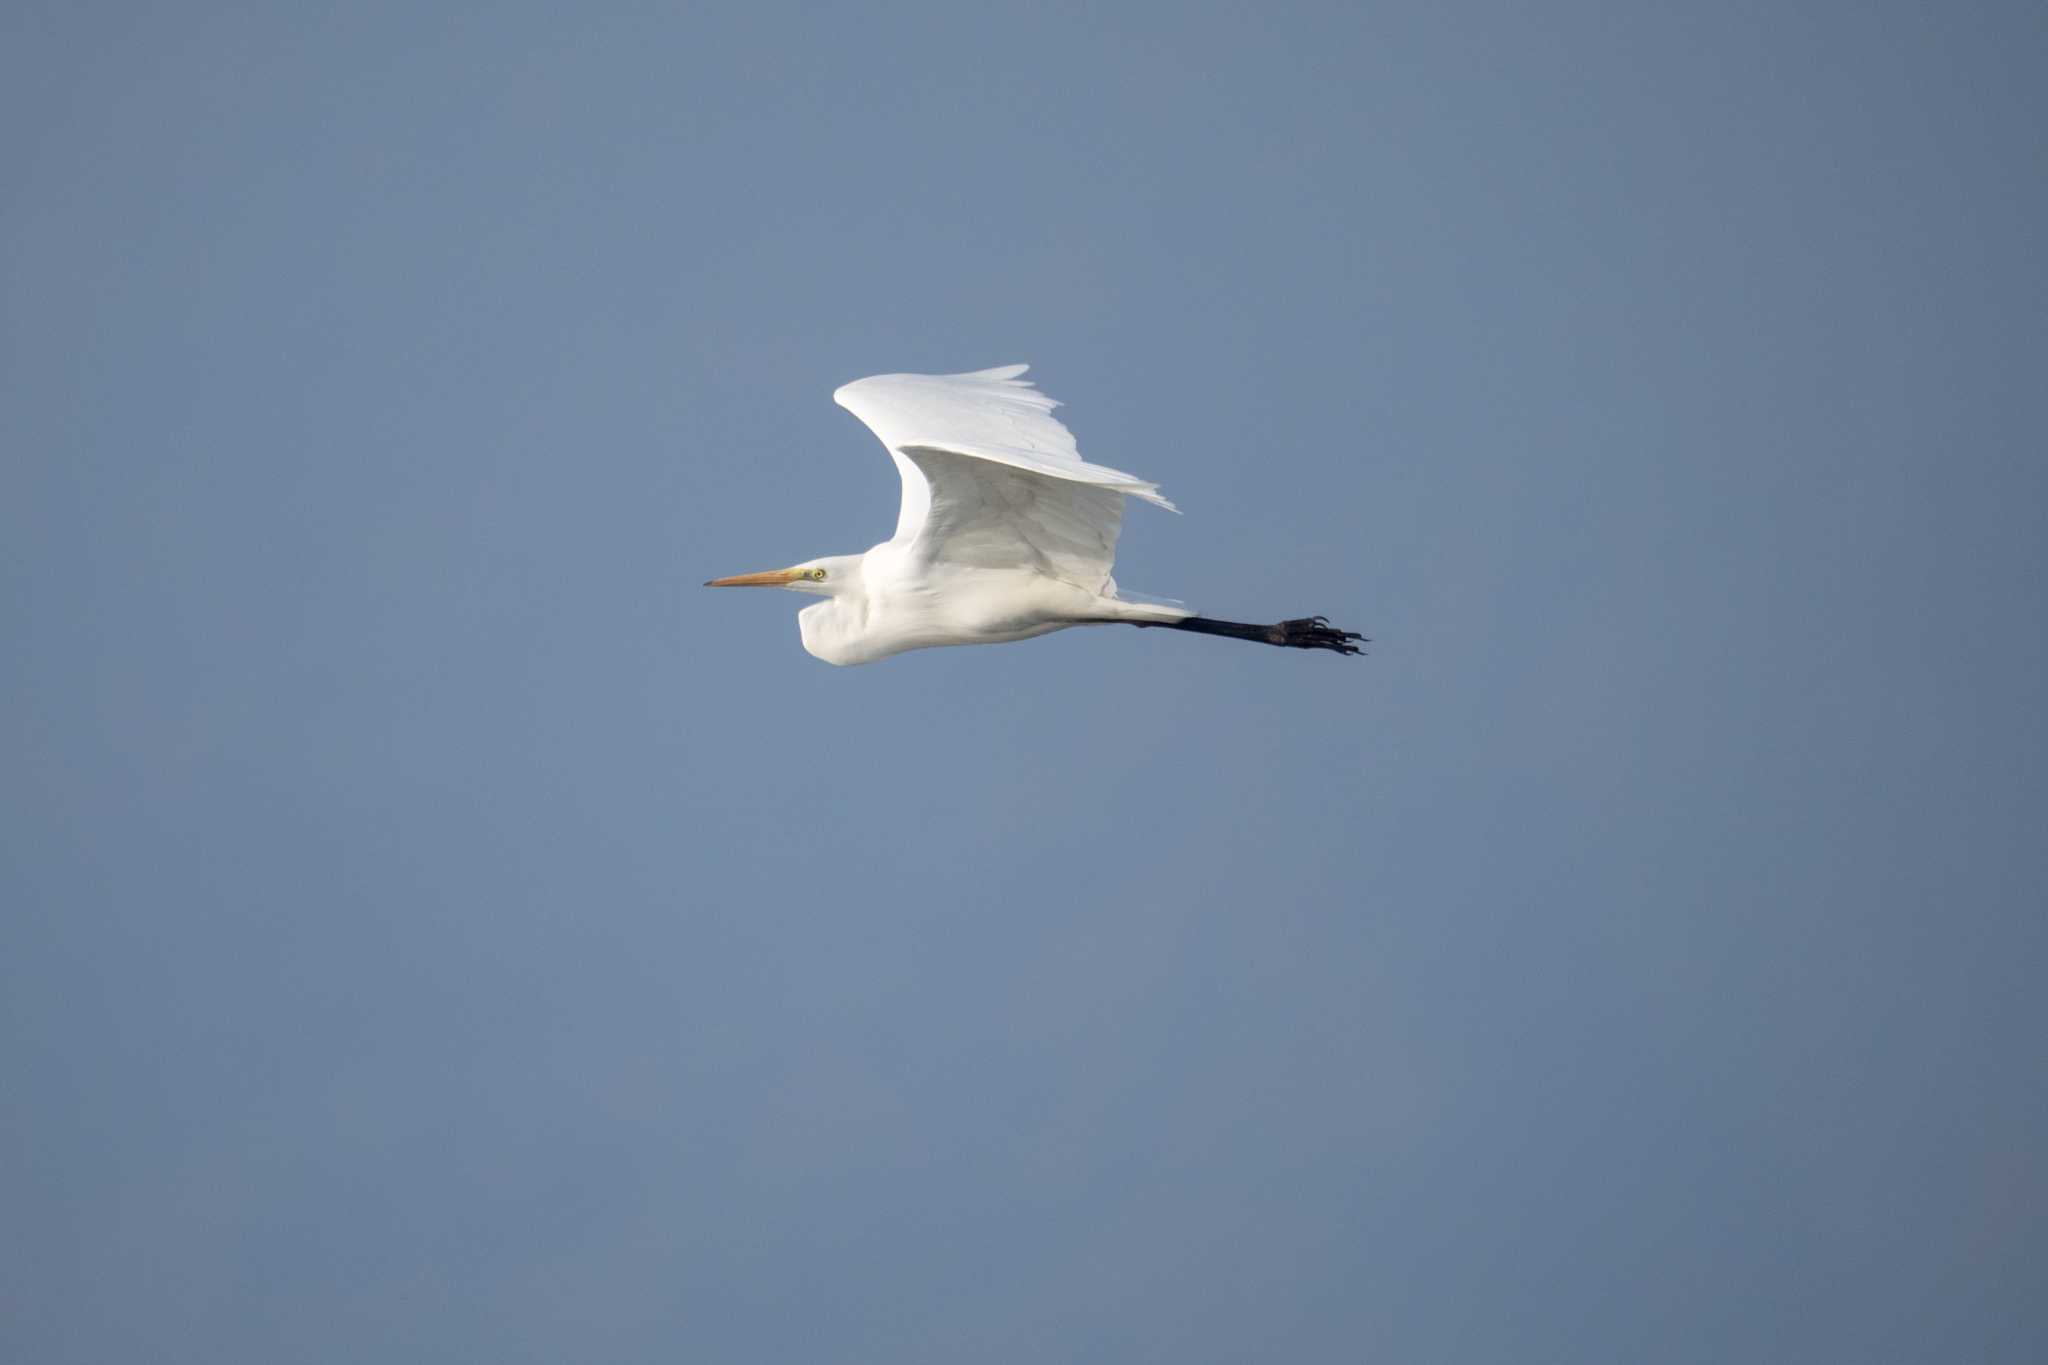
[706,365,1366,666]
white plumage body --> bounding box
[721,365,1190,665]
[795,545,1167,666]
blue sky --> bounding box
[4,2,2045,1360]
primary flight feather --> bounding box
[706,365,1365,665]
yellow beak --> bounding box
[703,567,804,588]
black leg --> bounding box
[1135,614,1368,655]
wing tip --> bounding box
[834,363,1031,410]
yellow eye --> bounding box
[810,567,827,581]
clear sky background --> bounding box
[5,2,2044,1360]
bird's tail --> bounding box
[1097,597,1193,624]
[1101,579,1193,623]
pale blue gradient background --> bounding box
[5,3,2045,1360]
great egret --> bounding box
[706,365,1366,666]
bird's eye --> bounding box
[811,568,827,581]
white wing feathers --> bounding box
[832,365,1173,509]
[832,365,1175,595]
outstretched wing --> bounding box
[832,365,1175,594]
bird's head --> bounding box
[703,554,861,598]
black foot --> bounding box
[1272,616,1368,654]
[1141,612,1370,656]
